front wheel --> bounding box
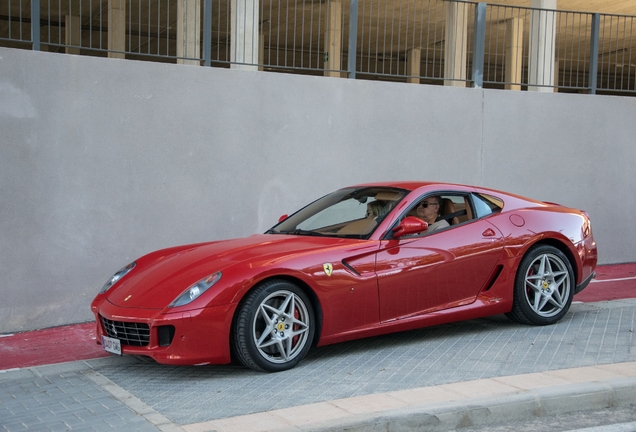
[506,245,574,326]
[231,280,315,372]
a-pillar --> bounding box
[324,0,342,78]
[65,15,81,55]
[407,48,421,84]
[504,17,523,90]
[231,0,259,70]
[177,0,201,65]
[444,1,467,87]
[108,0,126,59]
[528,0,556,92]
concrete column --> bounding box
[444,1,468,87]
[324,0,342,78]
[407,48,421,84]
[231,0,259,70]
[504,17,523,90]
[177,0,201,65]
[108,0,126,59]
[528,0,556,92]
[65,15,81,55]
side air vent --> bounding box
[158,325,176,347]
[342,260,360,276]
[482,265,504,292]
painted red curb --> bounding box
[574,262,636,303]
[0,322,108,371]
[1,263,634,371]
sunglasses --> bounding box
[419,201,439,208]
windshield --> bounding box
[268,187,408,239]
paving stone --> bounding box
[74,304,635,425]
[1,301,635,430]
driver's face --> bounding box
[416,199,440,223]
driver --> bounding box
[415,196,449,233]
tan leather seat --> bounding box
[441,198,460,225]
[337,218,377,235]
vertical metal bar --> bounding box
[48,0,52,48]
[100,0,103,50]
[89,0,93,50]
[619,16,627,90]
[31,0,40,50]
[628,17,634,91]
[471,2,486,88]
[300,0,304,68]
[348,0,358,78]
[588,12,600,94]
[146,0,150,54]
[203,0,212,66]
[293,0,297,68]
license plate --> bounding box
[102,335,122,356]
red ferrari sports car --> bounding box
[91,182,597,372]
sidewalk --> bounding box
[1,263,635,431]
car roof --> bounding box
[345,181,471,191]
[344,181,550,209]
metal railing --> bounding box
[1,0,635,94]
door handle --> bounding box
[482,228,496,237]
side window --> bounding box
[472,193,503,218]
[406,193,473,228]
[437,194,473,226]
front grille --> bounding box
[158,325,176,347]
[100,315,150,347]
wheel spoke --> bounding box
[255,306,276,345]
[261,303,282,317]
[542,254,553,277]
[553,271,568,287]
[274,339,288,361]
[547,291,564,309]
[537,293,551,311]
[257,336,278,349]
[531,290,542,312]
[283,336,293,360]
[526,279,542,292]
[537,255,548,278]
[278,293,294,316]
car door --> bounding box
[375,195,505,323]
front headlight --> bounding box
[169,272,222,308]
[99,262,136,294]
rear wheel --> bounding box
[506,245,574,326]
[232,280,315,372]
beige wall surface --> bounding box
[0,47,634,333]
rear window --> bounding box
[473,194,503,218]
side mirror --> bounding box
[278,214,289,223]
[392,216,428,238]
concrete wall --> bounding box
[1,47,634,333]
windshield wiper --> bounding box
[275,229,326,237]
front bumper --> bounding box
[93,300,236,365]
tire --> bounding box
[231,280,315,372]
[506,245,574,326]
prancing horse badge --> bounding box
[323,263,333,277]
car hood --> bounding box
[105,234,361,309]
